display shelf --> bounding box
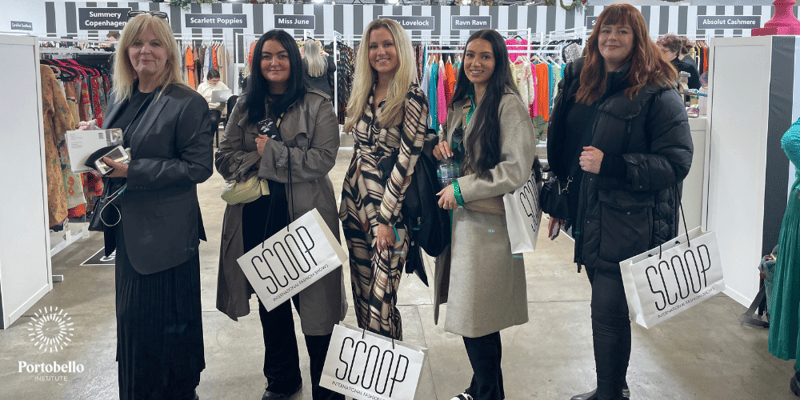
[49,221,90,257]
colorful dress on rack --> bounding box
[769,117,800,365]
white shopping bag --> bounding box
[619,227,725,329]
[320,324,427,400]
[503,169,542,253]
[237,208,347,312]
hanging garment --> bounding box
[535,63,550,121]
[212,44,218,71]
[429,61,438,132]
[186,46,195,89]
[40,66,69,227]
[506,37,529,63]
[437,62,447,129]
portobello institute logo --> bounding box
[27,307,74,352]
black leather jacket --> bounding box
[548,58,694,273]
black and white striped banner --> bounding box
[30,2,799,63]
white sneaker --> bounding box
[450,393,473,400]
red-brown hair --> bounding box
[576,3,677,105]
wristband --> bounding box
[452,180,465,208]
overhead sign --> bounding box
[451,15,491,31]
[697,16,761,30]
[378,15,435,31]
[274,14,315,30]
[78,7,130,30]
[586,16,598,30]
[186,13,247,28]
[10,21,33,31]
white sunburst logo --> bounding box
[27,307,74,353]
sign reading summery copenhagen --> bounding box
[78,8,130,30]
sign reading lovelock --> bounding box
[503,169,542,253]
[236,209,346,311]
[321,324,426,400]
[620,227,725,329]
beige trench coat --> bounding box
[215,89,347,336]
[434,89,536,338]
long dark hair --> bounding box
[576,4,677,104]
[244,29,306,125]
[450,29,519,181]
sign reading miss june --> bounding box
[274,14,315,30]
[697,16,761,30]
[78,7,130,30]
[186,14,247,28]
[11,21,33,31]
[451,15,491,31]
[379,15,435,31]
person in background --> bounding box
[339,18,429,340]
[768,116,800,398]
[196,68,230,128]
[678,36,698,70]
[657,33,701,89]
[432,28,536,400]
[215,29,346,400]
[100,11,213,400]
[302,38,335,98]
[547,4,693,400]
[106,31,120,42]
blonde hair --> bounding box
[303,39,326,77]
[344,19,417,133]
[112,14,184,100]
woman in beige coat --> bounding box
[215,29,346,400]
[434,29,536,400]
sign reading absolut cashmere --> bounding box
[274,14,315,30]
[697,16,761,30]
[78,8,130,30]
[378,15,435,31]
[10,21,33,31]
[185,14,247,28]
[451,15,491,30]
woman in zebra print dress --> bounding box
[339,18,429,340]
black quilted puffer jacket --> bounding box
[548,58,693,274]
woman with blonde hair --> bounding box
[302,38,335,98]
[101,11,213,400]
[339,18,429,340]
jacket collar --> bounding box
[129,84,172,154]
[604,62,631,98]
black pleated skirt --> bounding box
[114,223,205,400]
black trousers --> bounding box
[258,300,344,400]
[463,331,504,400]
[587,266,631,400]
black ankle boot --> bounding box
[570,385,630,400]
[791,372,800,397]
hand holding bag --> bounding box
[619,205,725,328]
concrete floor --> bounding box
[1,141,797,400]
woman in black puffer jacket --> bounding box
[546,4,693,400]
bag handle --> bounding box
[656,189,690,259]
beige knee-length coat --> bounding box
[434,89,536,338]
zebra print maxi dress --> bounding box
[339,83,429,340]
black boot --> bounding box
[570,384,630,400]
[791,372,800,397]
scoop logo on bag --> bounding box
[246,226,318,295]
[237,209,347,311]
[646,245,713,311]
[334,336,411,397]
[321,324,426,400]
